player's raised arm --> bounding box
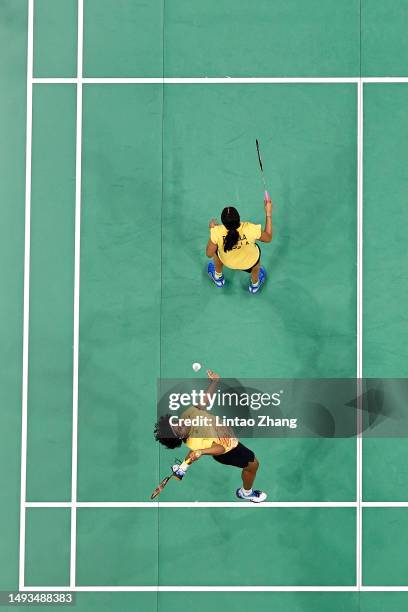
[197,369,220,409]
[259,195,272,243]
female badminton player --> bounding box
[154,369,267,503]
[206,195,272,294]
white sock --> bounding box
[215,270,223,279]
[242,488,253,496]
[251,279,260,286]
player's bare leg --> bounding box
[249,261,266,294]
[237,458,267,503]
[208,251,225,287]
[250,262,260,285]
[242,458,259,489]
[213,251,224,275]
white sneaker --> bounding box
[236,488,267,503]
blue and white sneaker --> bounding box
[236,488,267,503]
[207,261,225,288]
[248,266,266,294]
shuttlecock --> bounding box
[192,362,201,372]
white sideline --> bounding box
[69,0,84,591]
[18,0,34,591]
[356,79,364,591]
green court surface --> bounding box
[2,1,408,611]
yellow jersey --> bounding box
[182,406,238,454]
[210,222,262,269]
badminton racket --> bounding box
[256,138,270,202]
[150,472,173,500]
[150,456,195,500]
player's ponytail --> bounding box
[221,206,240,252]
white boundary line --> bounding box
[69,0,84,591]
[362,77,408,83]
[24,501,408,508]
[26,501,356,508]
[23,20,408,594]
[33,77,357,84]
[18,0,34,591]
[356,79,364,590]
[30,76,408,85]
[20,585,408,592]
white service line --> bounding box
[69,0,84,591]
[356,78,364,591]
[19,0,34,592]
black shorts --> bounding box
[213,442,255,468]
[215,245,261,274]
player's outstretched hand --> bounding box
[207,369,220,380]
[264,196,272,216]
[209,218,218,229]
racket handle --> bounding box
[173,457,192,481]
[264,190,271,202]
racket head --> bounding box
[150,474,172,500]
[256,138,264,172]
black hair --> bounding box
[221,206,240,252]
[154,414,182,449]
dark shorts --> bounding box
[213,442,255,468]
[215,245,261,273]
